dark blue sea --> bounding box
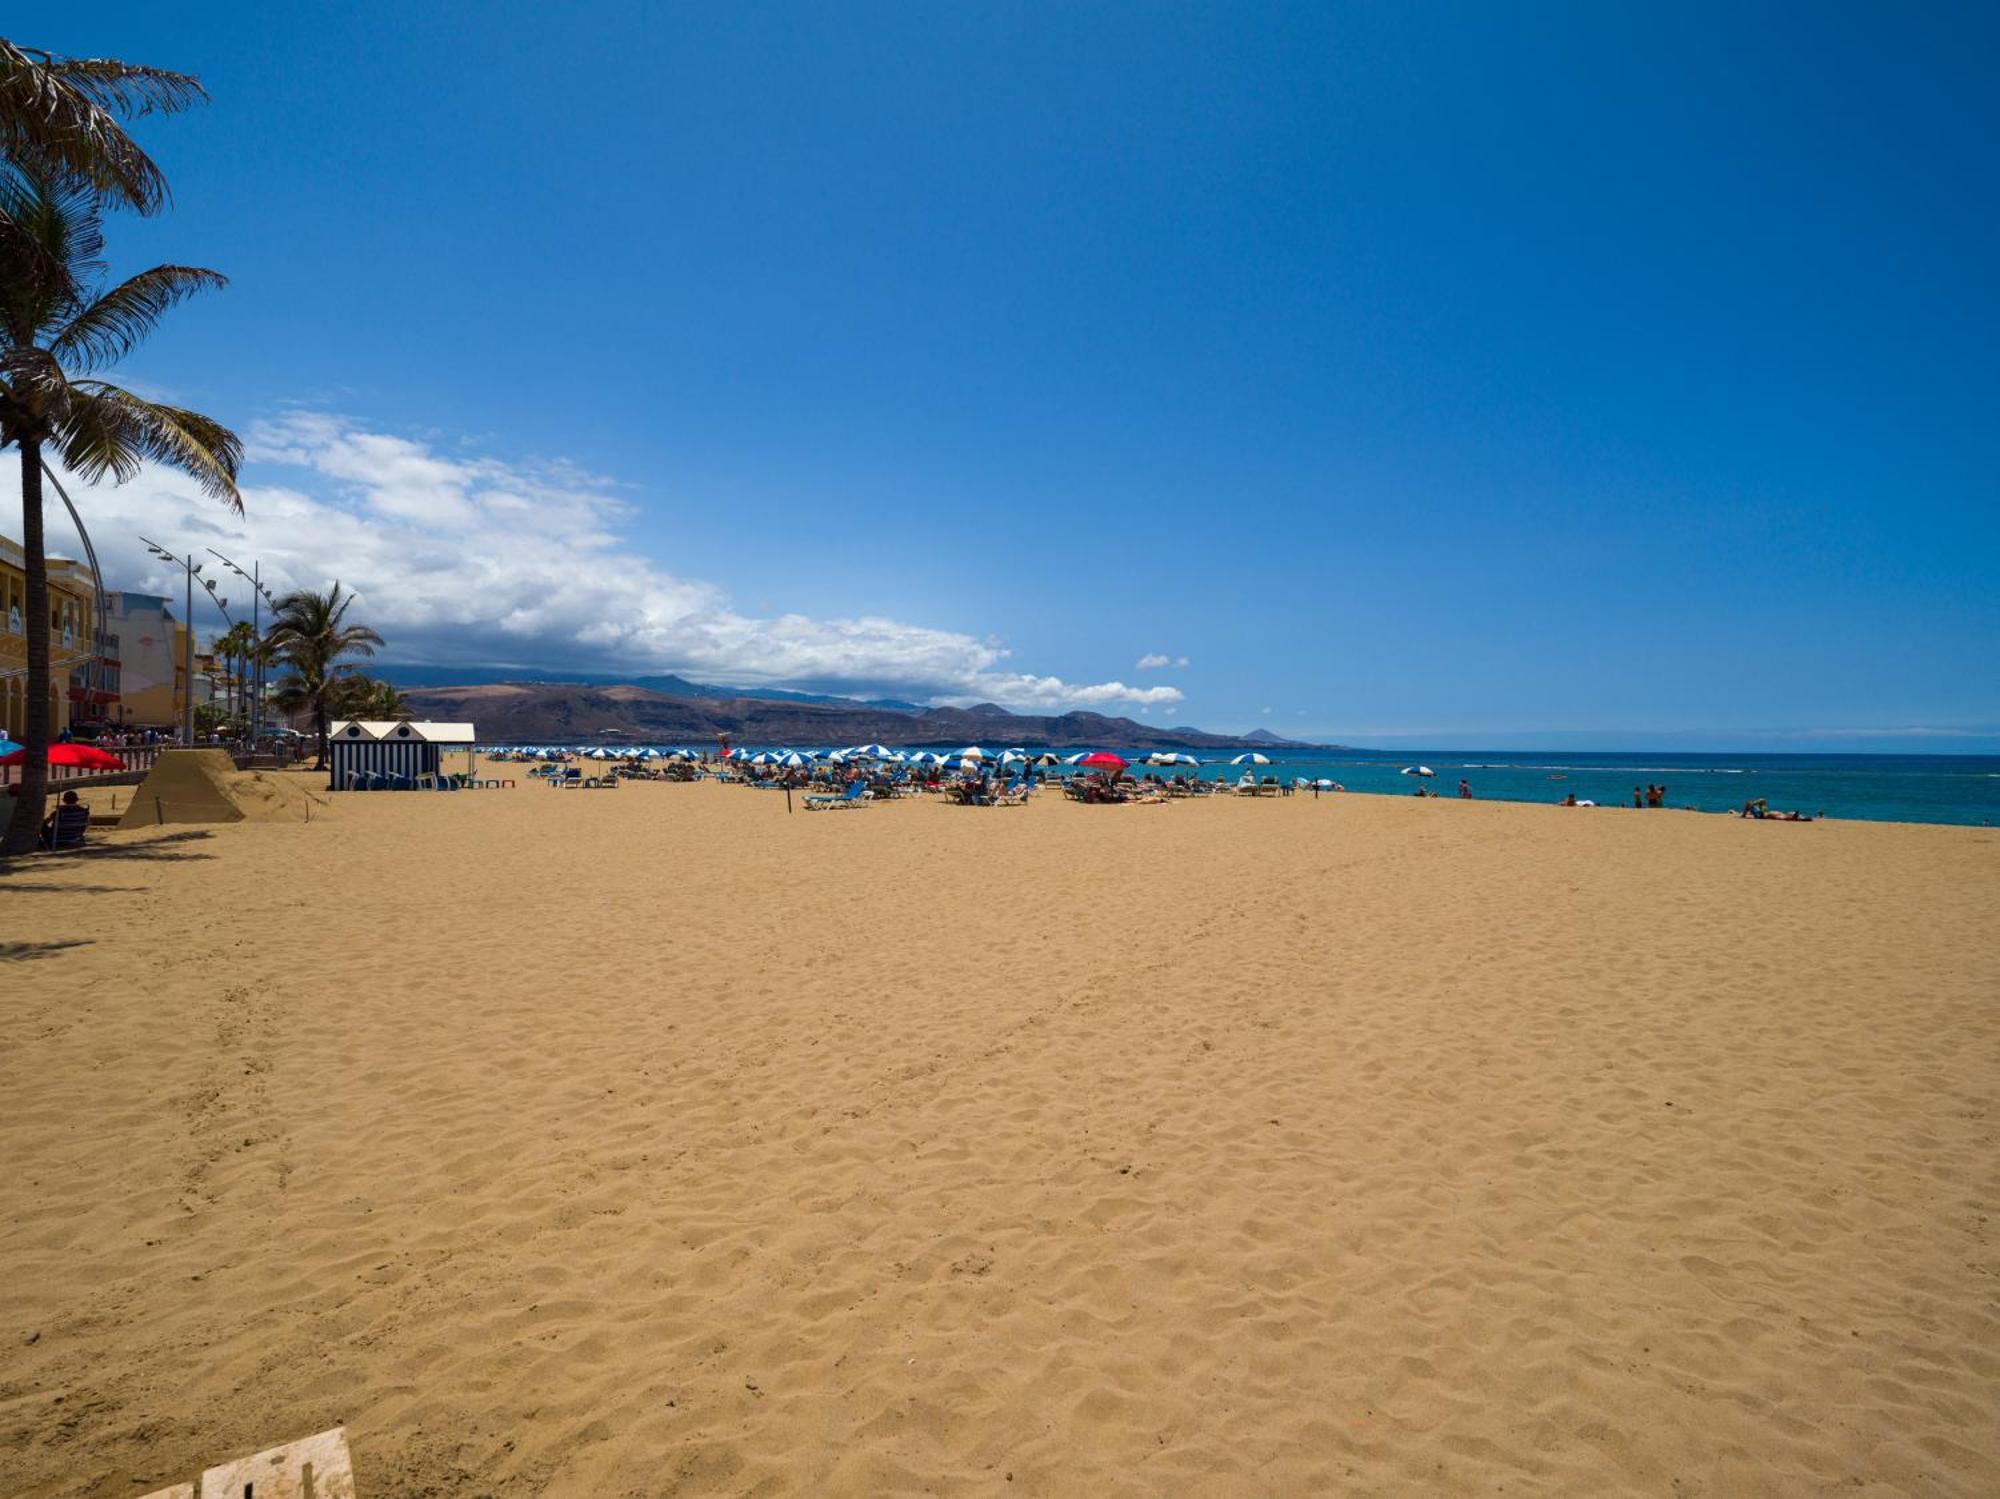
[1188,750,2000,827]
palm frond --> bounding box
[58,381,242,506]
[52,264,226,369]
[41,57,207,119]
[0,40,203,213]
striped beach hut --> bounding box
[327,719,476,789]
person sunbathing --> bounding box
[1739,798,1814,821]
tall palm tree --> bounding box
[215,618,257,728]
[264,583,384,769]
[0,172,238,854]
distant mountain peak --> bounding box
[395,678,1326,751]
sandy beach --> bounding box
[3,771,1996,1497]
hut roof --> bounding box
[329,720,476,743]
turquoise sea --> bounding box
[1179,750,2000,827]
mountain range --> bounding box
[395,679,1325,751]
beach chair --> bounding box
[994,777,1029,806]
[804,780,870,810]
[38,800,90,850]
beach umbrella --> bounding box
[849,743,894,759]
[955,745,988,760]
[1061,751,1095,765]
[747,751,783,765]
[1031,752,1063,766]
[724,747,749,761]
[1147,751,1201,766]
[0,742,123,771]
[1078,752,1128,772]
[998,749,1028,765]
[1229,752,1271,766]
[776,751,813,769]
[0,737,20,757]
[1400,765,1435,778]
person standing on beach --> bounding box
[1634,786,1644,808]
[1458,778,1472,799]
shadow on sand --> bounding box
[0,938,95,961]
[0,828,219,874]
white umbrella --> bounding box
[1230,752,1271,766]
[1401,765,1435,778]
[1061,751,1095,765]
[1147,751,1201,766]
[956,745,988,760]
[777,751,813,769]
[1031,752,1063,766]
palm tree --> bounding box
[264,583,384,769]
[370,679,410,720]
[0,38,204,214]
[215,618,257,728]
[0,171,238,854]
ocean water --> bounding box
[511,743,2000,827]
[1178,750,2000,828]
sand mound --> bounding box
[118,750,333,827]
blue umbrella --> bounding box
[1230,752,1271,766]
[0,737,21,757]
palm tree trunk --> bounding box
[3,440,52,855]
[313,700,328,771]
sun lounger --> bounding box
[804,780,870,810]
[38,801,90,850]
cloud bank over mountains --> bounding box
[18,412,1183,713]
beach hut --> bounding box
[327,720,476,789]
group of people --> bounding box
[1634,783,1669,808]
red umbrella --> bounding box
[1078,752,1128,772]
[0,742,124,770]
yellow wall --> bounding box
[0,539,95,742]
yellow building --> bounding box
[1,534,98,742]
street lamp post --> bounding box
[140,537,233,746]
[207,549,278,741]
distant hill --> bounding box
[397,679,1330,751]
[376,664,925,714]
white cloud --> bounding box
[1261,706,1273,715]
[16,413,1184,713]
[1136,652,1190,670]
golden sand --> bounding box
[3,770,1996,1497]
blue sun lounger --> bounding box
[804,780,871,810]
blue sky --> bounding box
[24,3,1999,749]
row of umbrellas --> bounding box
[501,743,1277,769]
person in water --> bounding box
[1458,779,1472,799]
